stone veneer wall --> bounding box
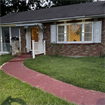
[43,18,105,56]
[20,27,27,53]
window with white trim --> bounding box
[57,22,93,43]
[84,23,92,41]
[58,26,65,41]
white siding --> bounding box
[51,25,57,43]
[26,29,31,52]
[38,28,43,42]
[0,27,2,51]
[93,21,102,43]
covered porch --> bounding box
[0,23,46,58]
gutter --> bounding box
[0,15,85,25]
[0,14,105,25]
[16,23,42,26]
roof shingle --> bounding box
[0,1,105,24]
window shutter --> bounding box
[50,25,57,43]
[93,21,102,43]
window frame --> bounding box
[57,22,93,44]
[0,26,20,53]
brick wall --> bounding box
[43,18,105,56]
[20,27,26,53]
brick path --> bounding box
[1,54,105,105]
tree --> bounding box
[0,0,6,17]
[51,0,93,7]
[10,0,30,12]
[0,0,31,17]
[28,0,51,10]
[0,0,93,17]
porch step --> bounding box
[35,53,44,57]
[9,53,32,62]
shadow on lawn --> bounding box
[1,96,27,105]
[82,98,105,105]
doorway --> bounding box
[31,27,38,48]
[31,27,38,42]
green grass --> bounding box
[0,54,75,105]
[0,54,14,66]
[24,55,105,93]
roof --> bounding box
[0,1,105,24]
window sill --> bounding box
[57,41,94,44]
[0,51,10,53]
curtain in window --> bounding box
[58,26,64,41]
[66,24,82,42]
[84,23,92,41]
[2,27,10,51]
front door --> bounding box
[31,27,38,48]
[31,27,38,42]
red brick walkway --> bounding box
[1,55,105,105]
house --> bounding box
[0,1,105,57]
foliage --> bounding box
[6,0,30,13]
[24,55,105,92]
[28,0,51,10]
[50,42,64,56]
[0,0,30,17]
[51,0,93,7]
[0,54,14,66]
[100,51,105,57]
[0,0,93,17]
[0,0,7,16]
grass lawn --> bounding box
[0,54,75,105]
[24,55,105,93]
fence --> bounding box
[32,40,46,58]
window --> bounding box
[66,24,82,42]
[11,27,19,40]
[2,27,10,51]
[84,23,92,41]
[58,26,65,41]
[57,22,93,43]
[0,31,1,51]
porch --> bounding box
[0,23,46,57]
[32,40,46,58]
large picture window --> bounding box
[66,24,82,42]
[57,22,93,43]
[0,27,20,53]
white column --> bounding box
[32,40,35,58]
[9,27,12,45]
[19,29,21,51]
[82,23,84,42]
[0,27,3,52]
[0,27,1,51]
[44,40,46,55]
[64,24,66,43]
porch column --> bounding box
[20,27,26,53]
[32,40,35,58]
[0,27,3,52]
[9,27,12,45]
[44,40,46,55]
[19,29,21,51]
